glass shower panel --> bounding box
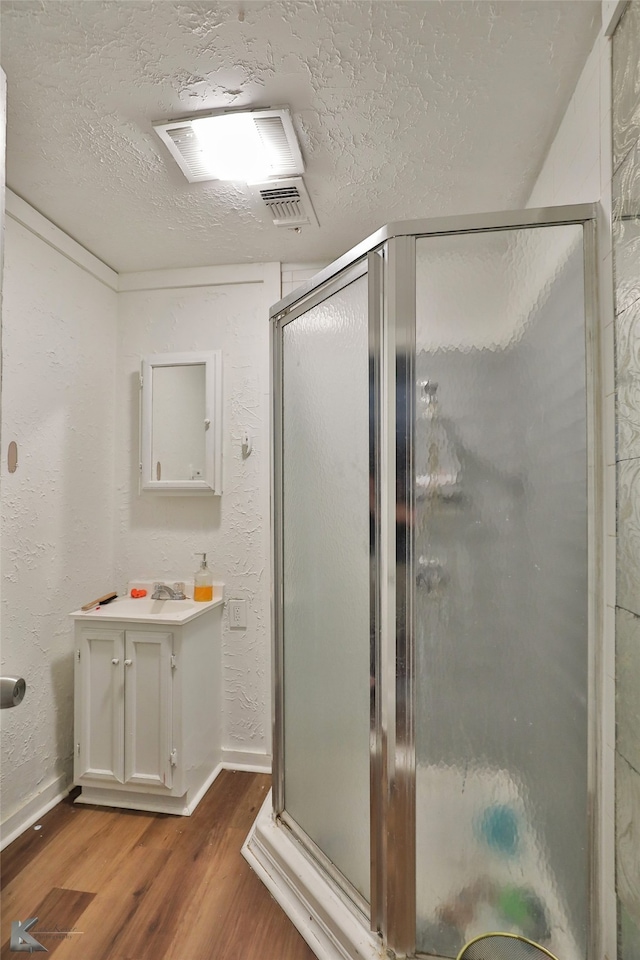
[282,273,371,902]
[413,225,588,960]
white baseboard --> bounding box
[185,763,223,813]
[0,775,72,851]
[221,748,272,773]
[1,756,271,848]
[242,791,382,960]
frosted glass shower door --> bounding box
[280,271,371,902]
[414,224,590,960]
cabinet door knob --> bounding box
[124,659,133,667]
[111,658,120,665]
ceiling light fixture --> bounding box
[153,107,304,184]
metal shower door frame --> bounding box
[270,203,601,960]
[270,255,374,922]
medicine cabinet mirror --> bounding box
[140,351,222,495]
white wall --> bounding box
[281,262,329,299]
[526,12,617,959]
[0,195,119,844]
[0,192,281,841]
[115,263,279,767]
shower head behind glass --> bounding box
[415,378,461,499]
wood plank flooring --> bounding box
[1,771,317,960]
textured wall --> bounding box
[611,4,640,957]
[0,216,118,833]
[0,205,278,840]
[114,266,277,763]
[525,16,619,959]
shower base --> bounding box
[242,791,383,960]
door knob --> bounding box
[124,659,133,667]
[111,658,120,665]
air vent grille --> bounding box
[260,186,301,201]
[260,186,306,224]
[249,177,319,229]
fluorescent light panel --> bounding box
[154,107,304,184]
[191,114,273,182]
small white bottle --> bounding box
[194,553,213,602]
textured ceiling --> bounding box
[1,1,600,273]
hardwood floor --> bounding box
[1,771,317,960]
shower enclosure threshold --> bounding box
[242,791,383,960]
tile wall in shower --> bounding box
[612,4,640,958]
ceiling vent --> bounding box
[249,177,319,229]
[153,107,304,184]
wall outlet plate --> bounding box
[229,599,247,629]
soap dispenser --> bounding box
[194,553,213,602]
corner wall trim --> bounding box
[5,190,119,291]
[118,263,270,292]
[5,192,285,301]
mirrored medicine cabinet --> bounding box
[140,351,222,495]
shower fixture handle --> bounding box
[420,379,438,398]
[416,557,448,592]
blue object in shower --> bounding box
[479,804,520,857]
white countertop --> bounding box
[70,595,223,625]
[70,581,224,625]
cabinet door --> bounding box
[75,628,125,783]
[123,631,174,789]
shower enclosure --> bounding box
[243,206,600,960]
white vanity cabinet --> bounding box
[72,599,223,815]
